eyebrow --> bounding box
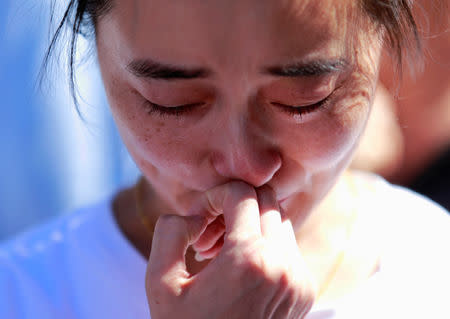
[127,59,210,80]
[264,59,349,77]
[126,58,348,80]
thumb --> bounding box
[147,215,207,289]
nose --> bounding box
[210,124,281,188]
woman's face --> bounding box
[97,0,382,226]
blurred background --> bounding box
[0,0,448,242]
[0,1,139,241]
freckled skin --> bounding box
[97,0,382,229]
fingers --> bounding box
[256,186,299,252]
[145,181,316,319]
[192,215,225,252]
[192,216,225,261]
[205,181,261,240]
[280,219,299,248]
[147,214,207,290]
[195,234,224,261]
[256,185,282,238]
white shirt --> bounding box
[0,198,149,318]
[1,176,449,318]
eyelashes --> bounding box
[143,92,334,118]
[143,101,204,117]
[270,93,333,117]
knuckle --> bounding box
[239,241,264,266]
[155,214,189,237]
[243,250,264,273]
[226,242,266,282]
[146,270,181,301]
[276,272,316,315]
[291,283,315,316]
[146,263,168,286]
[157,214,183,229]
[146,273,167,302]
[277,271,291,289]
[285,290,298,309]
[206,181,257,216]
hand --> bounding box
[146,181,316,319]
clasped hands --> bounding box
[146,181,316,319]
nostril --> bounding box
[210,152,228,178]
[210,149,281,187]
[250,150,282,187]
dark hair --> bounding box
[43,0,423,113]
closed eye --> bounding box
[142,90,334,118]
[143,100,204,117]
[271,92,333,117]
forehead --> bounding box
[101,0,357,68]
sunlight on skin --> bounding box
[99,0,384,305]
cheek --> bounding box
[119,118,203,180]
[106,87,211,187]
[279,102,369,171]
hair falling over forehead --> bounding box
[43,0,423,113]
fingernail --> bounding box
[194,252,205,262]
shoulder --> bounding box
[0,196,113,259]
[351,169,449,225]
[351,170,450,253]
[0,196,114,318]
[331,171,450,318]
[351,171,450,317]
